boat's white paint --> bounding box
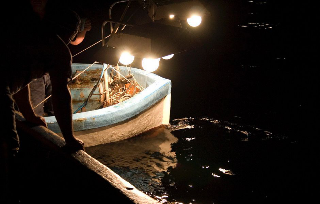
[44,63,171,147]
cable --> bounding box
[73,64,110,113]
[72,34,111,58]
[33,61,98,109]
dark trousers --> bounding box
[30,74,54,116]
[0,85,20,204]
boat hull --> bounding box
[44,63,171,147]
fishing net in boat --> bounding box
[108,73,142,106]
[70,65,142,113]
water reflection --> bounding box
[218,168,235,176]
[87,117,304,204]
[86,127,178,197]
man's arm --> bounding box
[13,84,47,127]
[70,19,91,45]
[50,66,84,151]
[69,31,86,45]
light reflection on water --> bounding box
[86,117,305,204]
[86,126,178,200]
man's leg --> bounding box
[29,77,46,116]
[0,86,20,204]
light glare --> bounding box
[187,15,202,27]
[162,54,174,60]
[142,58,160,72]
[119,52,134,65]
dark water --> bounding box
[86,117,309,204]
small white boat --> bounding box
[44,63,171,147]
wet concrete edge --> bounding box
[15,112,160,204]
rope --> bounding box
[72,40,101,57]
[32,61,98,109]
[72,34,111,58]
[110,66,144,91]
[71,61,99,81]
[73,64,110,113]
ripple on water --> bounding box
[86,117,306,204]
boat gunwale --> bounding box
[45,63,171,133]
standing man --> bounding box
[29,0,92,116]
[1,3,84,203]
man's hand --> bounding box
[83,19,91,32]
[64,137,85,152]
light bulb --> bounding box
[142,58,160,72]
[119,52,134,65]
[187,15,202,27]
